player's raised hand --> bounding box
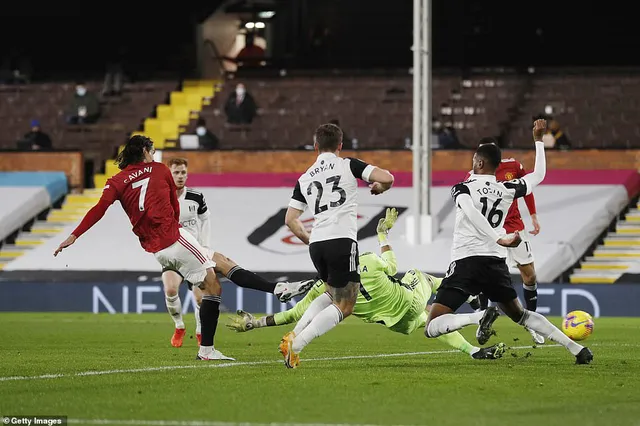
[370,182,386,195]
[532,119,547,141]
[54,234,77,257]
[497,231,522,248]
[376,207,399,236]
[530,214,541,236]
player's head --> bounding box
[313,123,343,153]
[115,135,155,170]
[473,137,501,174]
[168,158,188,189]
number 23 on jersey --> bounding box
[307,175,347,214]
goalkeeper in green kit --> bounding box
[228,208,506,360]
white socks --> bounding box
[426,311,484,338]
[293,292,333,336]
[520,310,584,356]
[292,304,343,353]
[165,295,184,329]
[194,304,201,334]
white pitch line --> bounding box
[0,344,561,383]
[68,419,403,426]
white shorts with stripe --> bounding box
[154,228,216,286]
[507,231,535,267]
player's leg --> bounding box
[425,293,485,338]
[282,239,359,368]
[291,281,358,355]
[162,269,186,347]
[497,298,593,364]
[517,261,544,344]
[196,268,233,360]
[511,236,545,344]
[171,228,233,360]
[192,284,203,345]
[228,279,326,332]
[213,252,314,302]
[424,260,488,339]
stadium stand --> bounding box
[571,199,640,283]
[94,80,220,188]
[2,174,631,284]
[0,172,68,270]
[172,69,640,150]
[0,81,178,170]
[505,69,640,148]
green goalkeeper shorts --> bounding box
[389,270,431,335]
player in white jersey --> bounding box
[162,158,315,348]
[279,123,395,368]
[424,120,594,365]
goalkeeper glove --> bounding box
[376,207,398,246]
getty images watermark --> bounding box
[2,417,66,426]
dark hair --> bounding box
[115,135,153,170]
[475,141,501,170]
[314,123,343,152]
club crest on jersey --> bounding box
[504,172,514,180]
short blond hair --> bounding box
[168,158,188,168]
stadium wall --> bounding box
[0,151,84,190]
[0,280,637,317]
[160,149,640,173]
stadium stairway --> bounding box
[92,80,220,189]
[570,200,640,283]
[0,191,101,270]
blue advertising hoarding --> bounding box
[1,280,638,317]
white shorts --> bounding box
[507,231,535,267]
[155,228,216,286]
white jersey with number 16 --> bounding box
[288,152,374,244]
[450,174,528,261]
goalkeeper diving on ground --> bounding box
[228,208,506,360]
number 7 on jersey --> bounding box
[132,177,150,211]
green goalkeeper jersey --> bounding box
[274,250,441,331]
[352,250,416,328]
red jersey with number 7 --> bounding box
[72,161,181,253]
[464,158,537,233]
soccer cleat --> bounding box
[171,328,186,348]
[525,326,545,345]
[274,279,315,303]
[196,333,202,345]
[476,306,500,345]
[472,343,506,360]
[575,347,594,365]
[279,331,300,369]
[227,310,256,332]
[195,349,235,361]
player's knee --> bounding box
[519,265,536,285]
[165,287,178,297]
[163,279,180,297]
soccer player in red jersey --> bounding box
[466,139,544,344]
[54,135,233,361]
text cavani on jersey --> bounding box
[289,152,374,243]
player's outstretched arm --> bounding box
[54,197,113,256]
[521,119,547,195]
[376,207,398,274]
[285,207,310,245]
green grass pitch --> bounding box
[0,313,638,426]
